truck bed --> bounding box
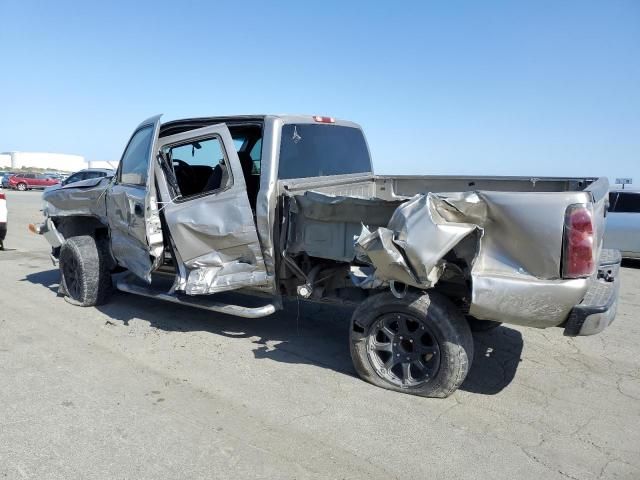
[281,173,609,328]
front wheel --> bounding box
[350,291,474,398]
[59,235,112,306]
[16,183,27,191]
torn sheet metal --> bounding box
[355,193,481,288]
[354,226,418,286]
[349,265,386,289]
[161,186,270,295]
[183,241,269,295]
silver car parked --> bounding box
[604,190,640,259]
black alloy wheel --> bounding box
[367,312,441,387]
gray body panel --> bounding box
[106,115,164,282]
[42,178,110,220]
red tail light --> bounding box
[0,193,5,200]
[562,204,595,278]
[313,115,335,123]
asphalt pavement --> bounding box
[0,190,639,479]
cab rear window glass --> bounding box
[278,124,371,179]
[610,192,640,213]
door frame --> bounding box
[154,123,270,295]
[107,115,164,282]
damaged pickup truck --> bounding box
[35,114,621,397]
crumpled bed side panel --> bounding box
[355,193,481,288]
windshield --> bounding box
[278,124,371,179]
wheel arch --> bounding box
[51,215,115,267]
[52,215,109,240]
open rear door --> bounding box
[106,115,164,282]
[155,123,269,295]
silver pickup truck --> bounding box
[35,114,621,398]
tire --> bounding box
[17,183,27,191]
[59,235,111,306]
[350,291,474,398]
[466,316,502,333]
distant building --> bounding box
[85,160,118,170]
[0,151,117,172]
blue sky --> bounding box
[0,0,638,185]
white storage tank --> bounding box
[0,154,11,169]
[2,151,85,172]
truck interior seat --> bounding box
[173,162,216,197]
[203,162,229,193]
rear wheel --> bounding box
[350,291,474,398]
[59,236,111,306]
[16,183,27,191]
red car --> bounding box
[8,173,60,191]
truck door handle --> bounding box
[134,203,144,217]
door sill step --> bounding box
[115,279,276,318]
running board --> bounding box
[115,280,276,318]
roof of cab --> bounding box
[159,115,266,138]
[159,114,360,138]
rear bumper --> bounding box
[563,249,621,336]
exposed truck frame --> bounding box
[35,114,621,397]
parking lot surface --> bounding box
[1,190,639,479]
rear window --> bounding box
[278,124,371,179]
[610,192,640,213]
